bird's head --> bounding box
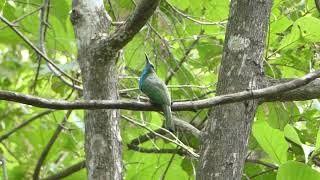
[144,53,155,72]
[139,53,156,89]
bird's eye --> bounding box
[151,65,155,69]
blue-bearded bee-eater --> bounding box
[139,54,174,131]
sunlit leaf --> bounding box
[277,161,320,180]
[253,121,289,164]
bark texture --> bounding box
[70,0,122,179]
[197,0,273,179]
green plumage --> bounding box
[139,55,174,131]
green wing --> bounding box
[140,74,171,105]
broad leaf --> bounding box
[253,121,289,164]
[277,161,320,180]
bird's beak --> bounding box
[145,53,150,64]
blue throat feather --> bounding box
[139,62,152,90]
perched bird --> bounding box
[139,54,174,131]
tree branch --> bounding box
[173,117,201,138]
[32,0,50,92]
[164,1,227,26]
[43,160,85,180]
[129,128,165,146]
[122,115,199,158]
[315,0,320,13]
[1,70,320,110]
[249,167,278,178]
[127,117,200,151]
[0,6,42,30]
[161,150,177,180]
[0,155,8,180]
[127,144,186,156]
[104,0,160,51]
[262,78,320,102]
[33,110,72,180]
[246,159,277,169]
[165,29,204,84]
[0,15,82,88]
[0,110,53,142]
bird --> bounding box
[139,54,174,131]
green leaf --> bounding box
[168,0,190,10]
[267,103,290,130]
[277,161,320,180]
[284,124,302,145]
[253,121,289,164]
[294,16,320,42]
[280,16,320,49]
[181,157,194,176]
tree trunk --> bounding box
[197,1,273,179]
[70,0,122,179]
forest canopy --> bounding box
[0,0,320,179]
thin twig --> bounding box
[249,167,278,178]
[121,115,199,158]
[106,0,117,21]
[127,144,186,156]
[0,155,8,180]
[161,149,177,180]
[246,159,277,169]
[130,128,166,146]
[165,29,204,84]
[130,0,175,73]
[33,110,72,180]
[32,0,51,92]
[127,118,200,154]
[0,110,53,142]
[0,6,42,30]
[9,0,40,6]
[165,1,227,26]
[119,82,216,93]
[43,160,85,180]
[0,15,82,89]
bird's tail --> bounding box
[162,105,175,132]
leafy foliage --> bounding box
[0,0,319,179]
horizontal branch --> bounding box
[127,144,186,156]
[105,0,160,51]
[263,78,320,102]
[1,70,320,111]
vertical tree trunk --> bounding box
[71,0,122,179]
[197,1,272,179]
